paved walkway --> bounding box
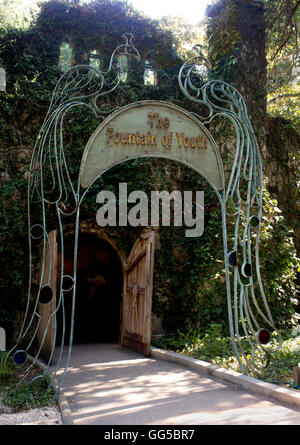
[53,343,300,425]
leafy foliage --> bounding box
[152,323,243,366]
[2,381,56,412]
[0,352,56,411]
[159,15,205,60]
[153,184,299,335]
[0,0,41,31]
[152,324,300,388]
[206,0,300,128]
[263,0,300,128]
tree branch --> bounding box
[267,0,300,30]
[272,28,294,60]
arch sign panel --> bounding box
[80,101,224,191]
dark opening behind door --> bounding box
[56,233,122,345]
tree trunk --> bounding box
[206,0,267,153]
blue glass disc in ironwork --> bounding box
[13,350,27,366]
[241,262,252,277]
[228,250,238,267]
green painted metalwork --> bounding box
[178,45,282,373]
[3,37,282,395]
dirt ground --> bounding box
[0,390,62,425]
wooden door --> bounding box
[36,229,57,362]
[122,228,155,356]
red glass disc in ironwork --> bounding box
[256,329,271,345]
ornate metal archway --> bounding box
[4,34,282,395]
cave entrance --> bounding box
[56,233,122,345]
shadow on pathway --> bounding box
[53,343,300,425]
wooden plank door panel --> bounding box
[122,228,155,356]
[37,229,57,362]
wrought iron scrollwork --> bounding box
[3,33,141,395]
[179,45,282,374]
[3,38,282,399]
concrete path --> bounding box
[53,343,300,425]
